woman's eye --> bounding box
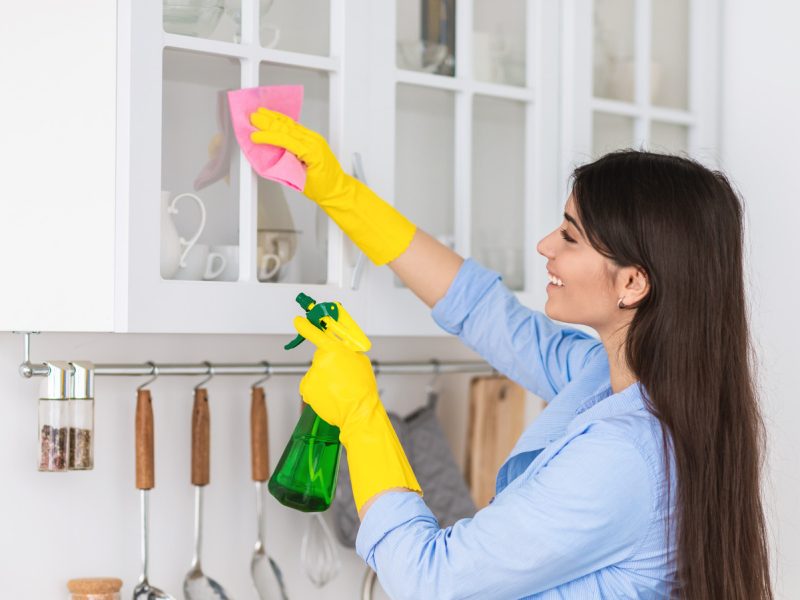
[559,229,576,244]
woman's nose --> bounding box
[537,231,556,258]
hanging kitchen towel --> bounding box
[465,375,526,508]
[332,391,477,548]
[227,85,307,191]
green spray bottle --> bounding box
[268,293,372,512]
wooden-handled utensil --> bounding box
[251,386,289,599]
[133,388,176,600]
[184,387,231,600]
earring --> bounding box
[617,298,627,309]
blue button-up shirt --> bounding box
[356,259,676,599]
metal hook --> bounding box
[371,359,381,377]
[426,359,441,392]
[251,361,272,389]
[194,361,214,390]
[137,362,159,390]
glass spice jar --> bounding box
[39,361,71,472]
[69,361,95,470]
[67,577,122,600]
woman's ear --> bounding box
[621,266,649,306]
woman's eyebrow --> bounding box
[564,212,585,238]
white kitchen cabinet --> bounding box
[0,0,721,335]
[2,0,360,334]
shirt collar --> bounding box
[570,381,648,430]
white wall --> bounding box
[720,1,800,597]
[0,331,526,598]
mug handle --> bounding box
[203,252,227,280]
[262,24,280,49]
[273,236,292,262]
[258,253,281,281]
[169,192,207,268]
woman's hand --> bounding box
[249,107,416,266]
[250,108,351,206]
[293,316,422,512]
[294,316,379,431]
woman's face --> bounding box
[536,195,625,333]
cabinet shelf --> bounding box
[395,69,535,103]
[163,32,339,73]
[591,97,694,125]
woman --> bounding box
[250,109,772,599]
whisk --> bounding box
[300,513,341,587]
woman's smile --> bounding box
[546,267,565,288]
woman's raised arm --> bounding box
[388,229,463,308]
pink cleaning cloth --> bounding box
[227,85,306,192]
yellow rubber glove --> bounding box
[250,108,416,266]
[293,316,422,512]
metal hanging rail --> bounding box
[15,332,493,379]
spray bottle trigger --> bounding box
[284,334,305,350]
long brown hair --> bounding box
[571,151,772,599]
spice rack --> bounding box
[17,331,492,472]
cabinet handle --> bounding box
[350,152,368,291]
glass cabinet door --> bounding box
[651,0,689,110]
[473,0,527,87]
[394,84,456,250]
[390,0,537,296]
[593,0,635,103]
[592,112,635,157]
[472,96,525,290]
[162,0,330,52]
[161,49,241,282]
[397,0,456,76]
[257,63,329,285]
[586,0,697,158]
[260,0,330,55]
[159,1,337,289]
[650,121,689,154]
[163,0,235,42]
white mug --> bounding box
[175,244,226,281]
[257,248,282,282]
[209,244,239,281]
[256,230,298,282]
[161,191,207,279]
[161,191,182,278]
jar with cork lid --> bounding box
[67,577,122,600]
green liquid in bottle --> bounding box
[268,404,342,512]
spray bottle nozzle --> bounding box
[284,292,371,353]
[295,292,315,312]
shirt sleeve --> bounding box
[431,259,603,402]
[356,431,654,600]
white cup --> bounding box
[161,190,208,280]
[257,230,298,282]
[209,245,239,281]
[257,248,282,282]
[175,244,227,281]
